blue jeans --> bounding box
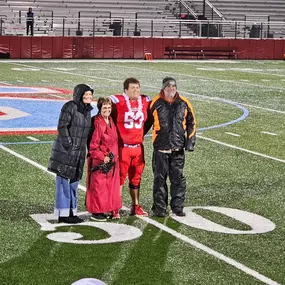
[54,175,79,217]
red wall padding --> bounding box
[73,37,85,59]
[9,37,21,58]
[0,36,10,54]
[20,37,32,58]
[94,37,103,58]
[123,37,133,59]
[133,37,144,59]
[41,37,53,58]
[52,37,63,58]
[103,37,114,58]
[113,37,124,59]
[84,37,94,58]
[274,40,284,60]
[32,37,42,59]
[152,38,164,58]
[1,36,285,59]
[62,38,73,58]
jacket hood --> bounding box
[73,84,94,103]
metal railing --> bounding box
[1,16,285,39]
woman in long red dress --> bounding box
[86,97,121,221]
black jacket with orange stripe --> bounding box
[145,91,196,151]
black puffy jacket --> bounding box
[147,91,196,151]
[48,84,93,180]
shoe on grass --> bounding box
[69,216,84,223]
[130,204,148,216]
[58,216,83,224]
[90,213,107,221]
[110,210,120,219]
[152,211,166,217]
[172,210,186,217]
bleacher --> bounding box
[202,0,285,38]
[0,0,195,37]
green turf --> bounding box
[0,59,284,285]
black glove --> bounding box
[101,161,115,174]
[100,152,115,174]
[185,138,195,152]
[90,152,115,173]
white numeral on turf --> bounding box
[171,206,275,234]
[30,213,142,244]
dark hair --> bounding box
[123,77,140,91]
[97,97,112,113]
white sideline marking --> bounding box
[0,144,282,285]
[0,81,12,85]
[0,145,86,192]
[261,131,278,136]
[140,217,281,285]
[237,103,285,114]
[6,62,285,115]
[53,68,76,71]
[225,132,241,137]
[26,136,39,141]
[198,135,285,163]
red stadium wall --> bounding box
[0,36,285,60]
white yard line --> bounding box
[0,145,86,191]
[261,131,278,136]
[198,135,285,163]
[95,61,285,92]
[0,143,283,285]
[140,216,281,285]
[5,62,285,115]
[225,132,241,137]
[0,81,12,85]
[236,103,285,114]
[26,136,40,141]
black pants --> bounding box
[152,149,186,214]
[26,22,34,36]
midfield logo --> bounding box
[0,107,30,120]
[0,85,97,135]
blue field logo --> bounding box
[0,85,98,135]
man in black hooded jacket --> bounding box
[48,84,93,224]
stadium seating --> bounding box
[0,0,195,37]
[184,0,285,38]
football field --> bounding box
[0,59,285,285]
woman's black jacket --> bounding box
[48,84,93,181]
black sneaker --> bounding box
[90,213,107,221]
[152,211,166,217]
[172,210,186,217]
[69,216,84,224]
[58,216,70,223]
[58,216,84,224]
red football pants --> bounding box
[119,145,145,189]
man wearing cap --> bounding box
[145,77,196,217]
